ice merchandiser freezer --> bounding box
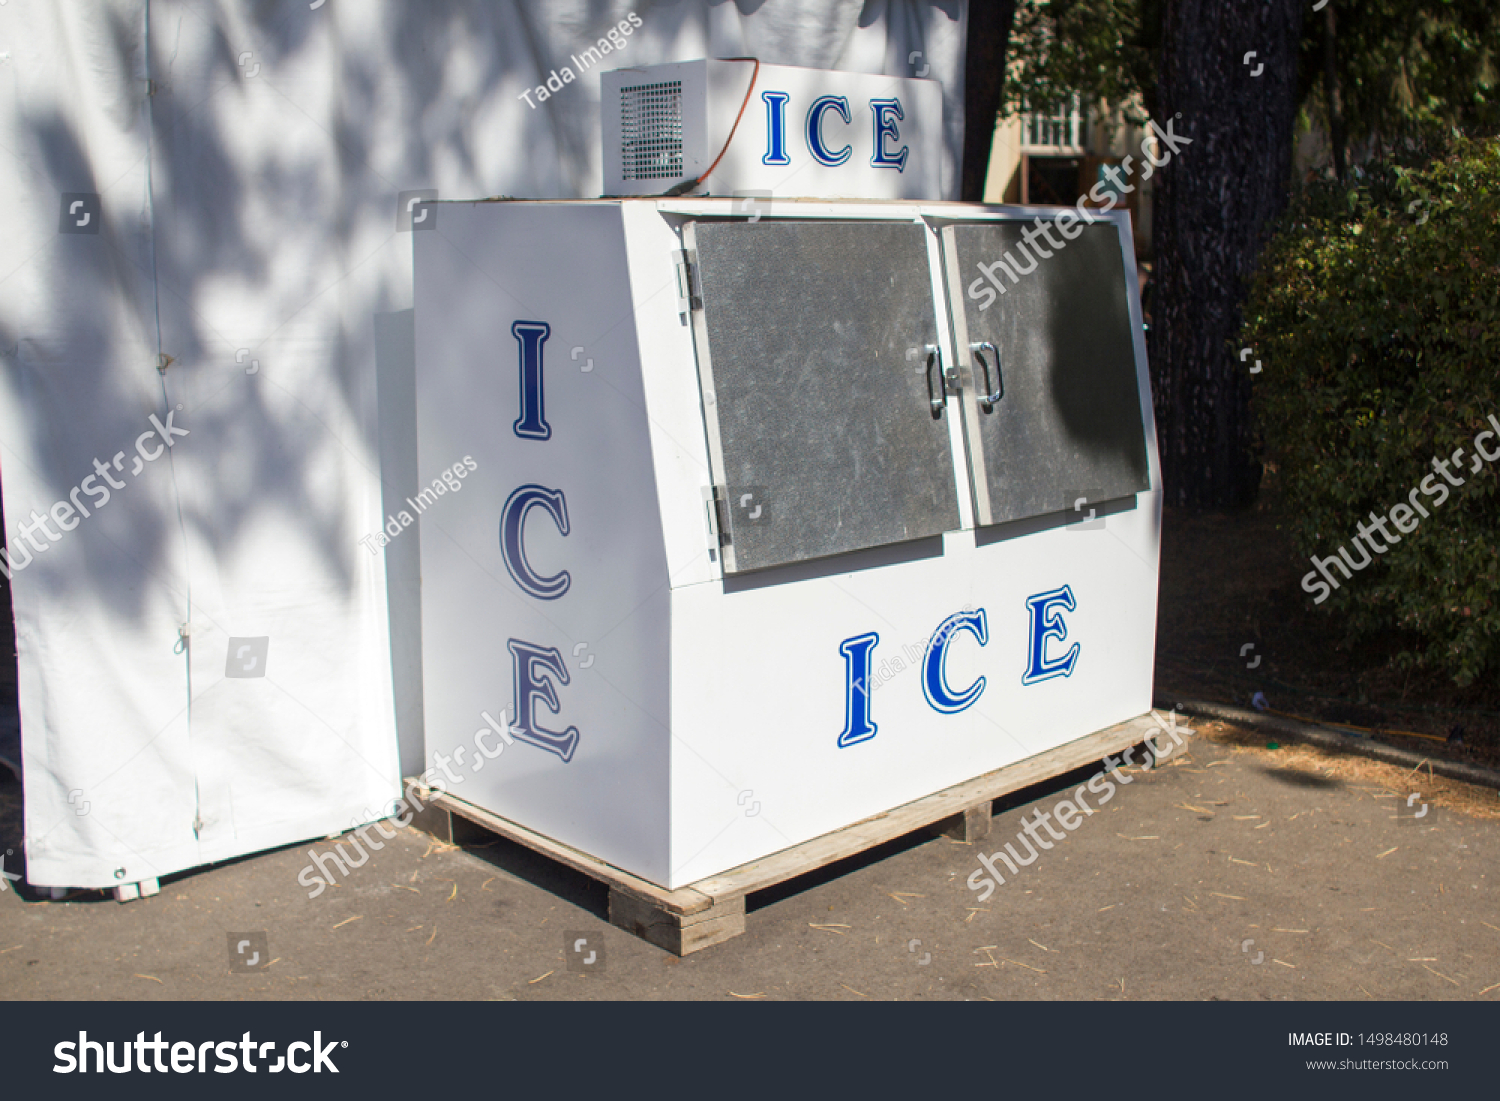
[412,198,1159,890]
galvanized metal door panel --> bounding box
[942,221,1150,526]
[690,220,960,573]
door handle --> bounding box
[969,341,1003,411]
[923,343,945,417]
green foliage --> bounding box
[1289,131,1457,220]
[1300,0,1500,154]
[1243,139,1500,686]
[1002,0,1497,150]
[1001,0,1159,122]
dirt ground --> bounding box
[1,718,1496,1000]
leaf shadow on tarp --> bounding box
[0,0,966,885]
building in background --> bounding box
[982,97,1155,260]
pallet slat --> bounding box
[687,715,1157,902]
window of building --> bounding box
[1022,95,1084,152]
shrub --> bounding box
[1242,138,1500,686]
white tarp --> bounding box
[0,0,966,889]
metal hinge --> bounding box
[675,250,702,317]
[702,485,730,548]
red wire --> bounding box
[669,57,759,195]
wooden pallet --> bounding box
[409,713,1165,955]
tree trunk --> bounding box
[1322,4,1347,181]
[1150,0,1305,508]
[960,0,1018,202]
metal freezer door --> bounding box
[940,221,1150,527]
[686,220,961,574]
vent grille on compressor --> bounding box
[620,80,684,181]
